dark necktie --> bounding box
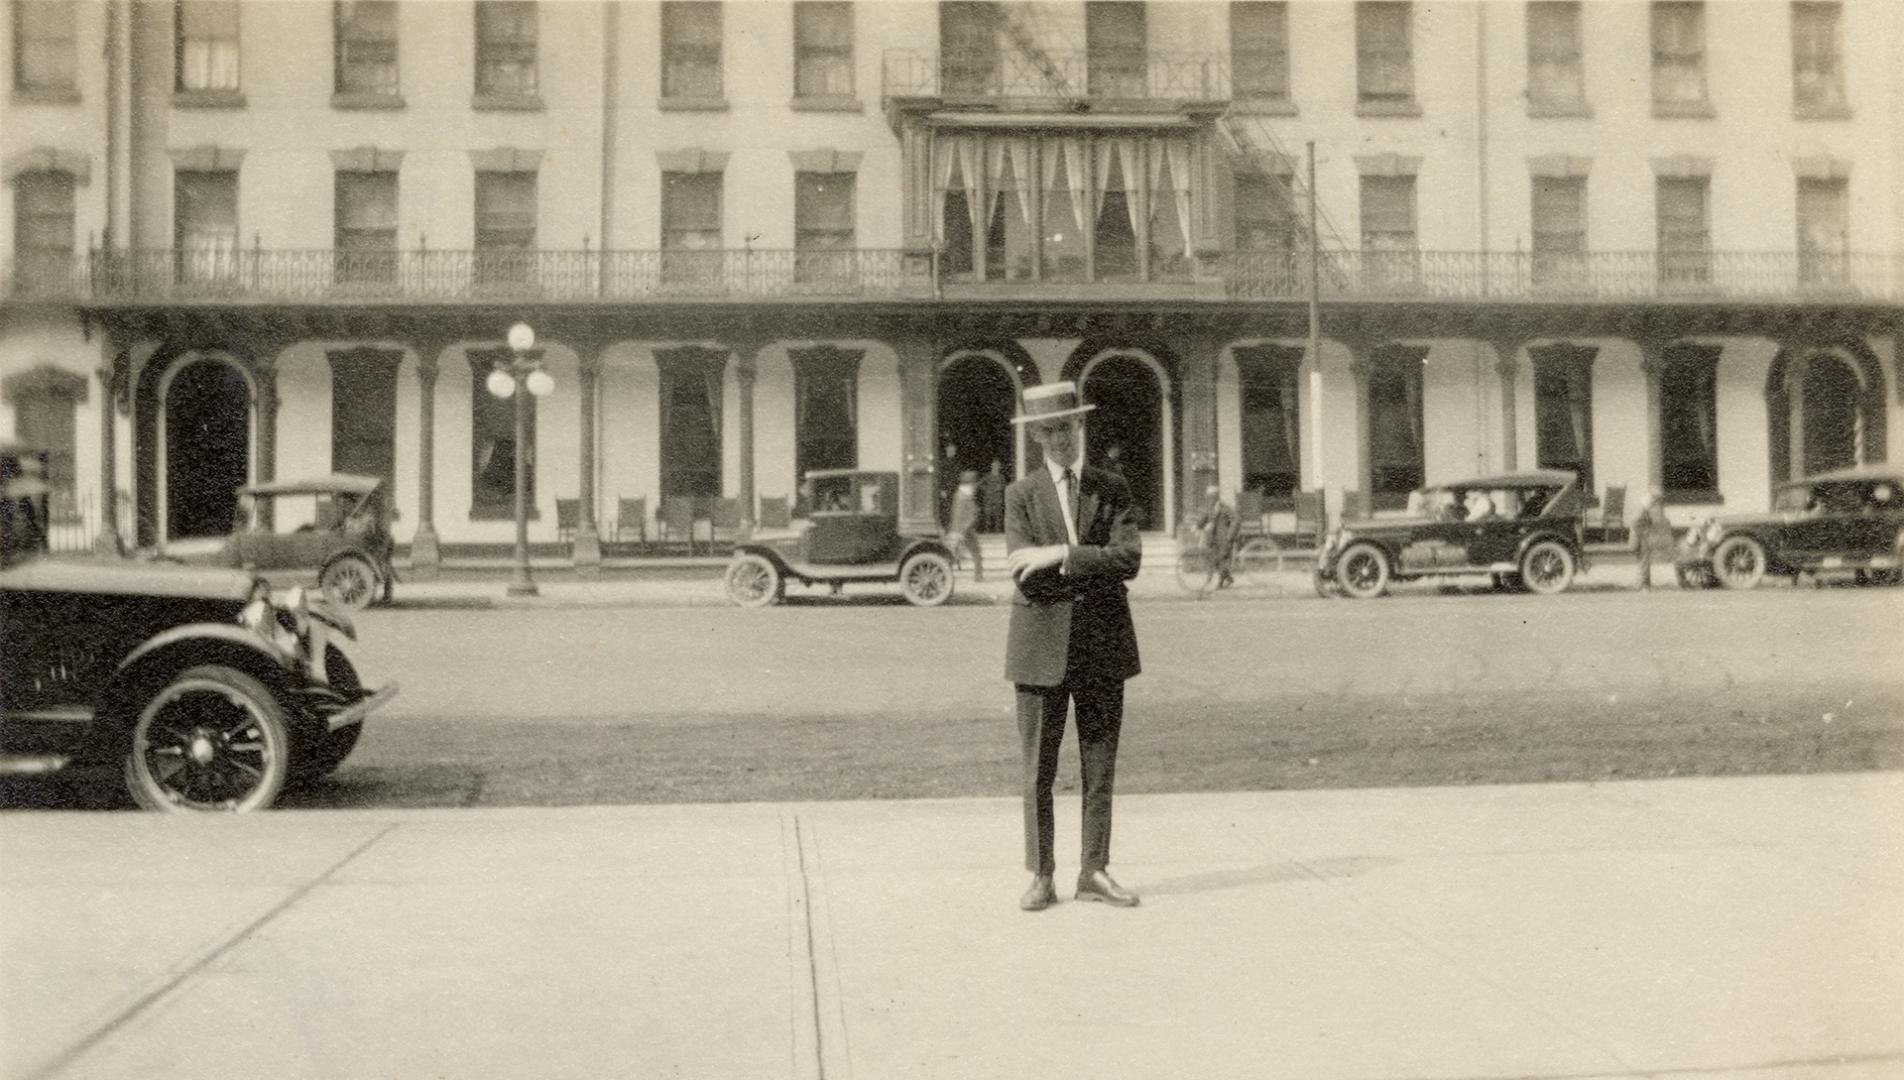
[1061,468,1076,539]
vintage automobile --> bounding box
[0,444,399,811]
[724,469,957,607]
[1676,465,1904,589]
[163,473,396,610]
[1314,469,1588,599]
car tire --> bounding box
[1519,540,1576,595]
[320,555,380,611]
[1334,542,1390,599]
[1711,535,1767,590]
[724,553,783,608]
[289,646,364,785]
[124,665,291,812]
[900,551,955,607]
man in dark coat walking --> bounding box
[1004,381,1143,912]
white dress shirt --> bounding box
[1043,454,1083,547]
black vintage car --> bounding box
[724,469,957,607]
[1677,465,1904,589]
[0,444,399,811]
[162,474,397,611]
[1314,470,1588,599]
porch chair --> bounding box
[757,494,791,529]
[1234,489,1267,536]
[612,496,647,544]
[1292,489,1326,549]
[1590,484,1627,545]
[661,496,698,555]
[555,498,580,542]
[1341,489,1371,522]
[710,497,742,544]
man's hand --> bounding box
[1007,543,1068,579]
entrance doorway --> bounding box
[163,359,251,540]
[1801,356,1860,475]
[936,352,1022,530]
[1078,352,1169,532]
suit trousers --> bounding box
[1016,680,1125,875]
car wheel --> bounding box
[1234,537,1285,586]
[290,646,364,785]
[900,551,955,607]
[1335,543,1390,599]
[1711,535,1767,590]
[1519,540,1576,595]
[320,555,380,611]
[724,554,783,608]
[124,665,291,812]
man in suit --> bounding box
[1004,381,1143,912]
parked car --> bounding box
[1,444,399,811]
[163,474,395,610]
[1314,470,1587,599]
[724,470,957,607]
[1676,465,1904,590]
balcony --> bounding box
[3,248,1896,309]
[883,49,1229,113]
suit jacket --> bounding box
[1004,464,1142,687]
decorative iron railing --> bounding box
[883,49,1228,103]
[3,248,1897,306]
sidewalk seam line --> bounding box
[25,822,404,1080]
[793,815,829,1080]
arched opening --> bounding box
[162,358,252,540]
[1766,344,1886,484]
[1077,351,1171,532]
[936,352,1023,531]
[1801,357,1860,475]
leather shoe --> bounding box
[1019,874,1057,912]
[1075,870,1139,907]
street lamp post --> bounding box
[487,322,554,597]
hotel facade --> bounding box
[2,0,1900,571]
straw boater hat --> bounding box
[1012,381,1096,425]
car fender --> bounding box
[1711,527,1790,574]
[119,623,298,677]
[731,543,796,577]
[86,627,302,762]
[319,547,385,584]
[1513,529,1583,564]
[897,538,955,565]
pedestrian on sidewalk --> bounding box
[1191,483,1238,592]
[1004,381,1143,913]
[945,470,983,581]
[1634,489,1675,590]
[980,458,1006,533]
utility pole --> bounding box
[1306,141,1325,499]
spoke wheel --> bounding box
[724,554,783,608]
[1519,540,1576,595]
[125,665,290,813]
[1176,546,1216,595]
[900,551,954,607]
[1335,543,1390,599]
[320,555,379,611]
[1233,537,1285,588]
[1711,535,1767,590]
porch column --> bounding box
[895,329,940,534]
[254,359,280,529]
[1489,335,1526,472]
[572,342,604,573]
[1787,352,1808,481]
[729,336,765,540]
[410,341,445,579]
[1180,332,1221,517]
[1344,336,1376,510]
[93,358,124,555]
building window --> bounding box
[792,347,860,479]
[1532,346,1594,496]
[1356,2,1415,111]
[175,171,239,284]
[794,172,855,286]
[12,0,76,98]
[939,2,1001,96]
[656,350,724,498]
[1650,2,1708,115]
[1149,139,1193,282]
[661,171,722,287]
[335,0,399,99]
[329,349,400,508]
[1237,348,1302,501]
[335,171,397,285]
[1658,346,1719,498]
[176,0,240,94]
[475,0,537,102]
[1230,3,1290,105]
[470,351,535,519]
[794,2,853,101]
[4,370,85,520]
[662,1,722,102]
[1656,175,1710,287]
[474,170,536,286]
[985,137,1035,283]
[1796,177,1848,287]
[1791,2,1846,116]
[1367,348,1424,508]
[12,170,75,286]
[1235,170,1296,252]
[1526,1,1585,115]
[1040,138,1087,283]
[1092,138,1139,283]
[1087,2,1146,99]
[1530,176,1587,287]
[1360,173,1417,287]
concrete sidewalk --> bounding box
[5,773,1900,1080]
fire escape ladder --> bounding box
[1217,105,1351,281]
[1000,3,1074,98]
